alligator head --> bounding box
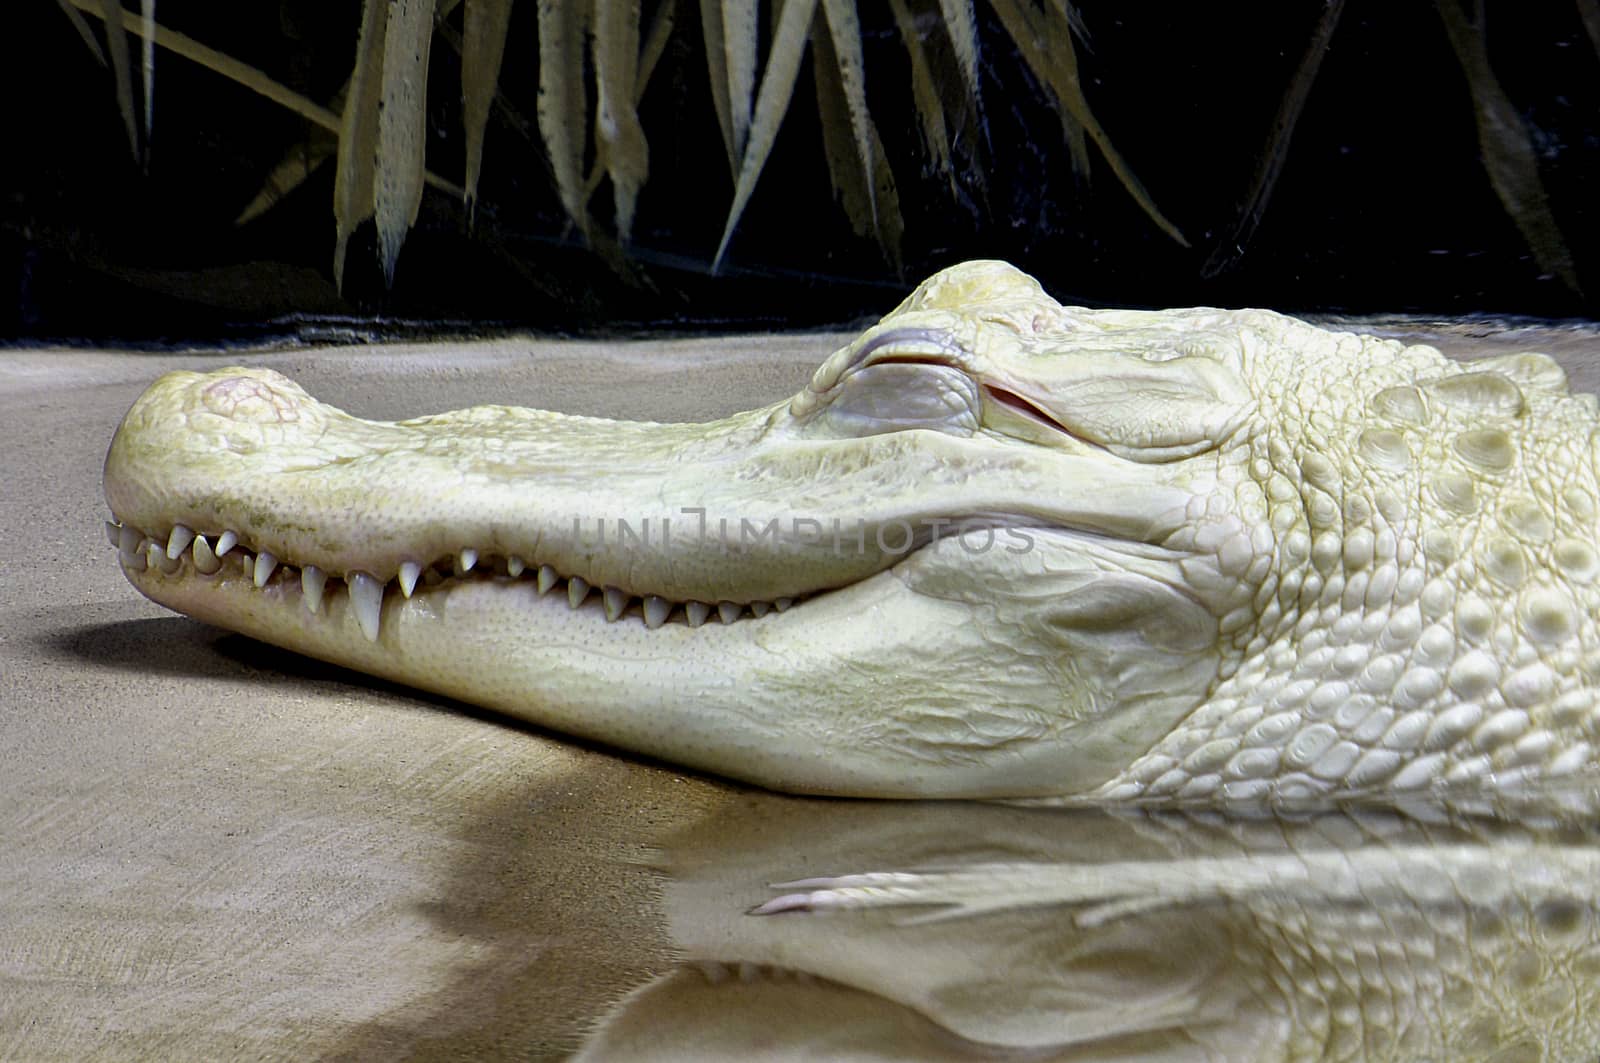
[104,260,1600,807]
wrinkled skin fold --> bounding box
[105,260,1600,808]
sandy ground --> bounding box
[3,318,1598,1060]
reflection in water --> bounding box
[580,796,1600,1061]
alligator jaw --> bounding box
[108,512,1217,798]
[103,354,1216,799]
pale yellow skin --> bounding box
[105,260,1600,808]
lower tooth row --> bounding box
[108,520,796,642]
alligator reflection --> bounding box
[580,795,1600,1061]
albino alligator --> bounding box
[104,260,1600,810]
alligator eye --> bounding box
[982,383,1074,436]
[979,382,1086,448]
[808,362,980,438]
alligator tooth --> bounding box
[192,535,221,574]
[118,525,146,569]
[302,565,327,613]
[253,551,279,588]
[750,601,772,618]
[398,561,422,598]
[643,596,672,628]
[215,530,238,557]
[603,586,630,622]
[717,601,742,624]
[537,565,560,594]
[347,572,383,641]
[147,540,180,574]
[774,597,794,612]
[105,520,122,549]
[568,576,591,608]
[457,548,478,575]
[685,601,711,627]
[507,555,526,577]
[166,524,195,560]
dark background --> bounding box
[6,1,1598,343]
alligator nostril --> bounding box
[202,376,300,423]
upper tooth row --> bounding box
[107,520,796,641]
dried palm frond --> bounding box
[723,0,759,168]
[936,0,980,105]
[375,0,437,286]
[887,0,951,189]
[593,0,650,244]
[140,0,155,161]
[986,0,1186,246]
[1582,0,1600,57]
[463,0,515,223]
[814,2,902,270]
[1203,0,1344,278]
[537,0,591,241]
[713,0,818,269]
[67,0,343,130]
[335,0,386,290]
[817,0,878,232]
[98,0,139,159]
[1436,0,1579,294]
[53,0,107,66]
[583,1,676,208]
[71,0,1187,286]
[236,135,336,226]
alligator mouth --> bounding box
[107,518,806,642]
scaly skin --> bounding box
[104,260,1600,808]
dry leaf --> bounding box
[54,0,108,66]
[907,0,989,198]
[986,0,1187,246]
[236,138,336,225]
[936,0,980,104]
[1437,0,1579,293]
[67,0,459,286]
[375,0,436,287]
[636,0,676,101]
[1203,0,1345,277]
[582,0,675,207]
[865,122,905,275]
[714,0,819,270]
[813,9,903,269]
[537,0,590,238]
[66,0,341,131]
[722,0,758,162]
[334,0,387,291]
[698,0,736,173]
[140,0,155,161]
[1043,3,1088,179]
[888,0,953,187]
[463,0,515,226]
[99,0,139,159]
[593,0,649,243]
[817,0,877,232]
[1582,0,1600,57]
